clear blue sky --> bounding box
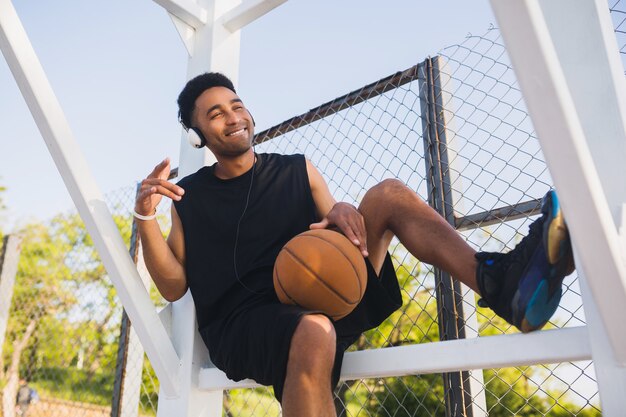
[0,1,495,230]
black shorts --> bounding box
[199,252,402,402]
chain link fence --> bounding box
[0,185,137,417]
[225,26,597,416]
[610,0,626,73]
[3,3,626,416]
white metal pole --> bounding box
[490,0,626,363]
[0,235,22,354]
[154,0,241,415]
[222,0,288,32]
[490,0,626,414]
[153,0,289,414]
[198,326,592,390]
[0,0,181,397]
[116,250,154,417]
[578,267,626,416]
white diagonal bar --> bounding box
[0,235,22,355]
[153,0,208,29]
[198,327,592,390]
[490,0,626,364]
[0,0,180,396]
[221,0,288,32]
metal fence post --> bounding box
[419,56,486,417]
[112,185,149,417]
[0,235,22,353]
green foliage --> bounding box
[223,388,281,417]
[1,211,138,407]
[483,366,601,417]
[334,250,600,416]
[29,366,114,405]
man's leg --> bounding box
[282,314,337,417]
[358,179,479,291]
[358,179,574,332]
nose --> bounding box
[224,110,240,125]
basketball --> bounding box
[273,229,368,320]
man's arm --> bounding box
[306,159,369,257]
[135,158,188,301]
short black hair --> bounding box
[177,72,236,129]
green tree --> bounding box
[337,248,600,417]
[333,253,448,417]
[0,211,134,413]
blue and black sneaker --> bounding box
[475,190,575,333]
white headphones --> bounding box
[186,111,255,149]
[187,127,206,149]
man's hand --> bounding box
[310,202,369,257]
[135,158,185,217]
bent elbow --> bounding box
[163,293,183,303]
[159,283,188,303]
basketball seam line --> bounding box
[282,247,359,305]
[273,267,302,307]
[303,232,364,295]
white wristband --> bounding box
[133,209,157,221]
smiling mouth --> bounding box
[226,128,247,137]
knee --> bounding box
[363,178,421,207]
[289,314,336,373]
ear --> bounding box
[188,127,206,148]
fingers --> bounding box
[135,158,183,217]
[149,158,172,180]
[141,178,185,201]
[310,207,369,257]
[309,218,329,230]
[339,216,368,257]
[135,177,185,216]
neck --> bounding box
[214,149,255,179]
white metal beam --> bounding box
[221,0,288,32]
[157,295,223,417]
[158,0,245,414]
[198,327,592,390]
[0,235,22,355]
[0,0,180,397]
[579,266,626,416]
[153,0,208,29]
[490,0,626,364]
[175,0,242,179]
[169,13,196,56]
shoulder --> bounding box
[176,165,212,188]
[260,153,305,168]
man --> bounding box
[16,378,36,416]
[134,73,575,416]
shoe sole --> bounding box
[517,190,574,333]
[543,190,576,278]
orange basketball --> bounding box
[273,229,368,320]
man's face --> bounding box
[192,86,255,157]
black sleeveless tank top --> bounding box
[174,153,317,328]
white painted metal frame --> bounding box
[198,327,592,391]
[0,0,181,398]
[2,0,625,414]
[0,235,22,354]
[152,1,289,416]
[490,0,626,415]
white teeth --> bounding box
[227,128,246,136]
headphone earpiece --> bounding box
[187,127,206,149]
